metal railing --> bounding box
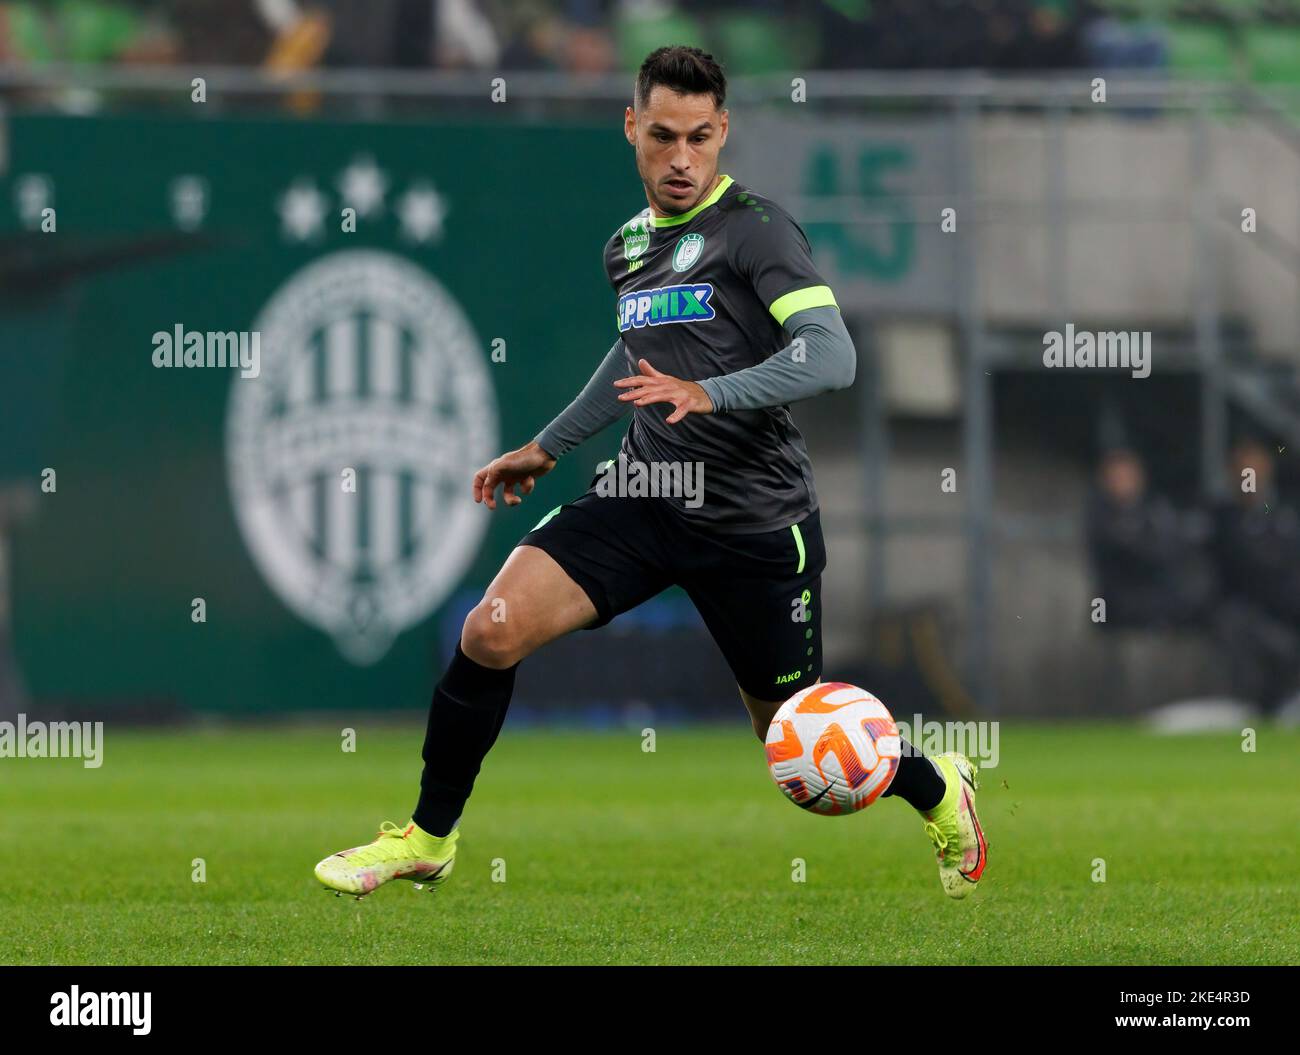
[1,63,1298,108]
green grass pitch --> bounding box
[1,722,1297,965]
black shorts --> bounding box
[518,488,827,702]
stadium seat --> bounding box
[7,0,143,64]
[616,9,708,73]
[1211,0,1262,21]
[1098,0,1178,18]
[712,12,794,74]
[1244,25,1300,83]
[1164,20,1239,78]
[1082,16,1169,70]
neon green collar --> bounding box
[651,174,734,228]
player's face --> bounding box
[1100,453,1145,505]
[625,87,728,216]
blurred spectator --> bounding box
[497,1,614,73]
[436,0,502,68]
[564,21,615,73]
[319,0,438,69]
[812,0,1099,71]
[167,0,275,65]
[496,1,568,70]
[1212,438,1300,715]
[0,0,1113,73]
[320,0,501,70]
[1086,447,1214,629]
[1082,10,1167,73]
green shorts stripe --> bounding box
[532,505,563,531]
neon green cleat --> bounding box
[314,820,458,899]
[919,752,988,899]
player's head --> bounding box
[1097,448,1146,506]
[1229,436,1275,501]
[626,45,729,217]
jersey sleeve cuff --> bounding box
[533,431,566,459]
[697,376,727,415]
[768,285,838,327]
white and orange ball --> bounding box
[765,682,902,816]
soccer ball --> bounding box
[765,681,901,816]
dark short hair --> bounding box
[635,46,726,111]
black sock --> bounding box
[881,739,946,812]
[412,642,518,837]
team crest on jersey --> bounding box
[227,250,497,665]
[620,213,650,262]
[618,283,715,331]
[671,232,705,272]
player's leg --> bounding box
[315,491,672,898]
[738,683,805,741]
[689,514,944,809]
[740,673,949,817]
[409,542,599,837]
[686,509,985,897]
[411,493,670,844]
[459,543,600,667]
[313,544,598,898]
[725,591,985,901]
[916,750,987,898]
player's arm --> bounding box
[533,337,632,458]
[474,338,632,510]
[613,307,853,418]
[696,304,854,413]
[704,199,854,412]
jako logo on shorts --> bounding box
[618,284,715,331]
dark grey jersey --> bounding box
[600,174,838,535]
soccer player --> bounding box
[314,46,986,901]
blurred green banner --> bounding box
[3,111,635,714]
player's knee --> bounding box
[460,602,528,669]
[741,688,782,742]
[750,705,780,741]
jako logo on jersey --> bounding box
[618,283,715,331]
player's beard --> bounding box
[636,147,713,218]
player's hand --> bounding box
[473,441,557,510]
[613,358,714,424]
